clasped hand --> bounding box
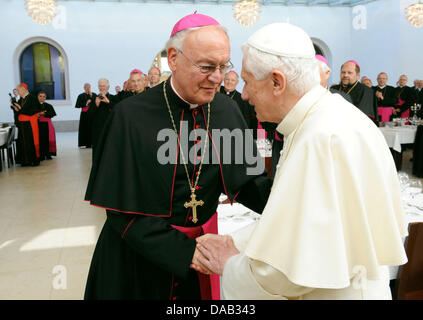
[191,234,240,276]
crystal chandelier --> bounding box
[405,2,423,28]
[233,0,261,27]
[25,0,57,25]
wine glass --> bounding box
[408,179,422,199]
[398,172,410,192]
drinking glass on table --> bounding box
[398,172,410,192]
[408,179,423,199]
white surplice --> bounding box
[222,85,408,300]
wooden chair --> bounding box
[395,222,423,300]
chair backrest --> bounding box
[6,127,15,147]
[396,222,423,299]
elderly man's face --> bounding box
[17,86,27,97]
[148,68,161,87]
[98,81,109,94]
[398,75,408,87]
[13,89,18,96]
[169,26,230,105]
[340,62,359,86]
[377,73,388,87]
[223,72,239,92]
[84,84,91,94]
[130,73,145,93]
[362,78,372,88]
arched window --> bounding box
[18,40,67,100]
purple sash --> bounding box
[396,98,410,120]
[39,116,57,153]
[378,107,393,122]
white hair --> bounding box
[242,43,320,97]
[165,25,229,51]
[318,60,331,74]
[98,78,109,86]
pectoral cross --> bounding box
[184,192,204,224]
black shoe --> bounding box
[31,161,40,167]
[46,155,52,160]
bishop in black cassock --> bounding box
[394,84,416,118]
[14,84,41,166]
[37,92,57,160]
[373,73,398,122]
[84,78,271,300]
[75,84,95,148]
[332,81,376,120]
[219,71,257,137]
[89,91,116,153]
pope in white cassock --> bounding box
[193,23,408,300]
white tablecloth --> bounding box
[0,129,9,146]
[379,126,417,153]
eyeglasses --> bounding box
[178,50,233,75]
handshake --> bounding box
[190,234,240,276]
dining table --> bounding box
[0,128,9,146]
[379,125,417,153]
[379,125,418,171]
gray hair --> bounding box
[98,78,110,86]
[241,43,320,97]
[165,25,229,51]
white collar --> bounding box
[276,85,327,137]
[170,76,199,109]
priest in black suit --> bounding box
[393,75,417,119]
[37,91,57,160]
[332,60,376,122]
[220,70,258,136]
[89,78,116,153]
[84,13,272,300]
[373,72,398,122]
[75,83,95,148]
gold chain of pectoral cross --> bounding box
[163,81,210,223]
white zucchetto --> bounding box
[246,23,316,59]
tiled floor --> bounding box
[0,132,105,300]
[0,132,420,300]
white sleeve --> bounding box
[222,253,315,300]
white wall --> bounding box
[1,0,421,124]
